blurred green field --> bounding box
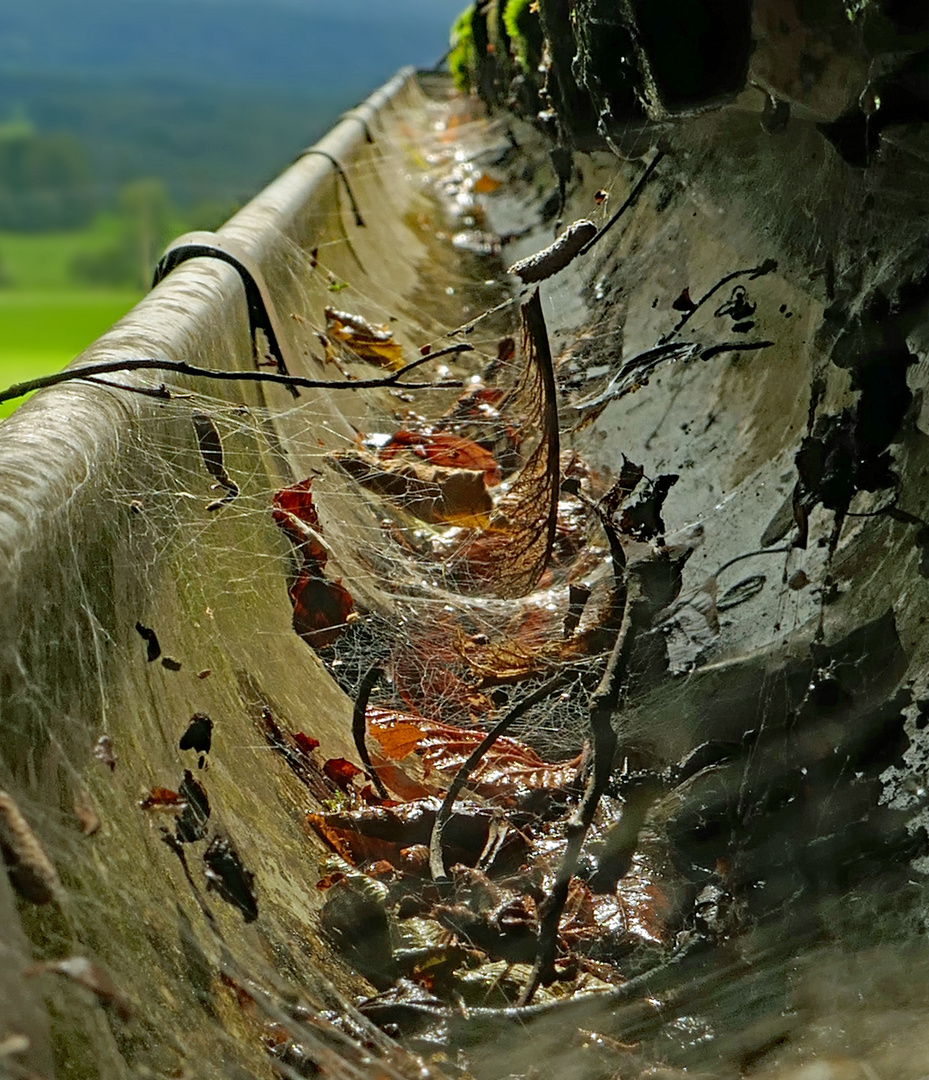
[0,291,140,418]
[0,220,143,419]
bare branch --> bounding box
[0,343,474,407]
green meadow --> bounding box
[0,218,143,418]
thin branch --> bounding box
[428,670,574,881]
[352,663,388,799]
[578,152,665,257]
[658,260,778,345]
[0,343,473,407]
[520,578,648,1005]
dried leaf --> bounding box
[290,571,354,648]
[192,411,239,508]
[0,789,61,904]
[472,172,502,194]
[325,307,404,370]
[323,758,364,791]
[25,957,131,1021]
[478,290,560,598]
[368,720,425,761]
[328,449,492,528]
[139,788,185,812]
[380,430,502,487]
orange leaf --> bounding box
[325,307,404,370]
[368,720,424,761]
[472,173,502,194]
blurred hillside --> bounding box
[0,0,465,207]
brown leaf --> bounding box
[25,957,131,1021]
[327,450,492,527]
[368,719,425,761]
[380,430,502,487]
[366,708,582,798]
[73,787,101,837]
[472,172,502,194]
[323,758,363,791]
[325,307,404,369]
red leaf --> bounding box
[290,572,354,648]
[272,479,328,571]
[139,788,185,811]
[294,732,320,755]
[323,757,363,791]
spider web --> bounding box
[1,70,928,1080]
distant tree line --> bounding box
[0,121,95,230]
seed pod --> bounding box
[507,219,598,283]
[0,789,61,905]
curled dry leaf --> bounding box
[327,449,492,528]
[294,732,320,755]
[272,478,355,648]
[0,789,61,904]
[325,307,404,370]
[271,478,328,572]
[25,957,131,1021]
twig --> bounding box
[352,663,388,799]
[0,343,473,407]
[578,152,665,257]
[658,259,778,345]
[520,577,649,1005]
[428,670,574,880]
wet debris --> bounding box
[203,833,258,923]
[192,411,239,510]
[179,712,213,758]
[25,957,131,1022]
[92,734,117,772]
[135,621,161,661]
[175,770,211,843]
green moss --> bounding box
[503,0,543,73]
[449,4,478,93]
